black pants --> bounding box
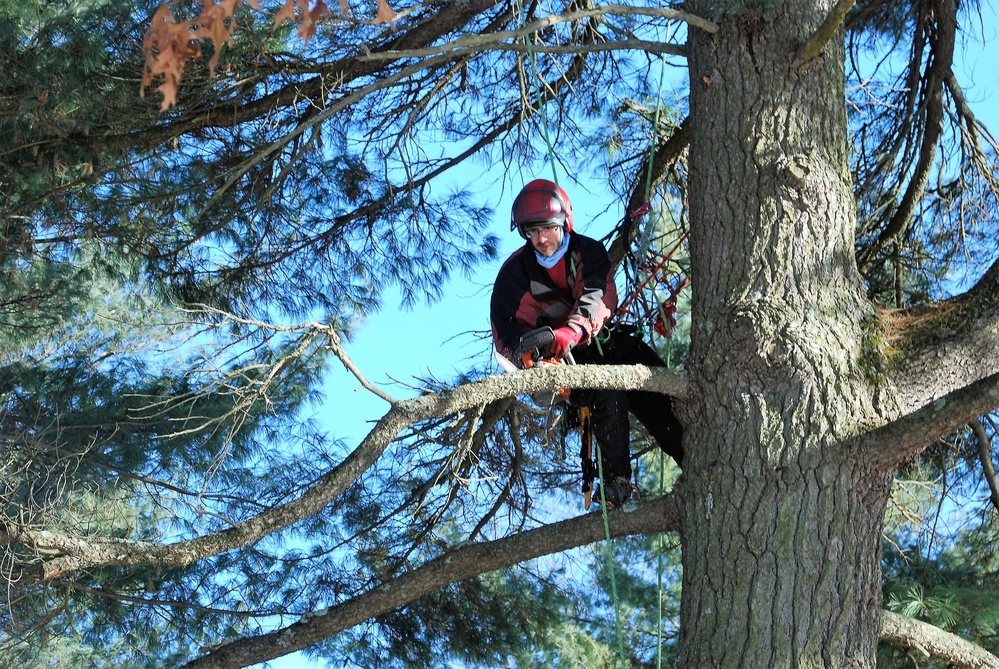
[571,330,684,479]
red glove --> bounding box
[550,326,583,358]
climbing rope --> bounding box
[515,0,560,183]
[592,55,685,666]
[655,447,667,669]
[593,443,627,666]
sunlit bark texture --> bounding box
[680,0,892,666]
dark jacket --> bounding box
[490,233,617,363]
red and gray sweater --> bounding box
[490,233,617,364]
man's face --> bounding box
[525,224,563,257]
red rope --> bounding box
[651,276,689,337]
[615,231,690,319]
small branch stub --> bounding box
[797,0,856,61]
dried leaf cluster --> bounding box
[141,0,397,110]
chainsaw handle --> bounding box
[515,326,577,368]
[514,326,555,361]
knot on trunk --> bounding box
[777,153,812,191]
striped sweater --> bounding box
[490,232,617,364]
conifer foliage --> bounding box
[1,0,998,668]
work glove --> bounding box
[550,325,583,358]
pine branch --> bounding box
[796,0,856,62]
[54,0,506,155]
[881,610,999,669]
[355,4,716,62]
[9,363,687,580]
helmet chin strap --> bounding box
[535,230,570,268]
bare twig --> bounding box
[323,328,398,405]
[970,418,999,512]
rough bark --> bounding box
[680,0,892,666]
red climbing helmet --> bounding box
[510,179,574,238]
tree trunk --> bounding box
[679,1,894,666]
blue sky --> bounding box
[263,5,999,666]
[319,0,999,441]
[324,3,999,428]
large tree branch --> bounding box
[356,4,717,61]
[880,610,999,669]
[880,255,999,415]
[180,491,683,669]
[140,508,999,669]
[4,354,686,580]
[859,372,999,471]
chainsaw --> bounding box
[512,326,576,368]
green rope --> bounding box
[534,55,559,184]
[515,0,559,183]
[656,330,674,667]
[593,443,627,667]
[656,448,666,669]
[644,55,668,202]
[587,55,672,669]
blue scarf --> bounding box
[535,231,570,269]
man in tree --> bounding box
[490,178,684,507]
[9,0,999,666]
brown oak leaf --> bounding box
[298,0,329,45]
[272,0,299,28]
[141,4,203,110]
[374,0,396,24]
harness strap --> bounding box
[578,406,595,510]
